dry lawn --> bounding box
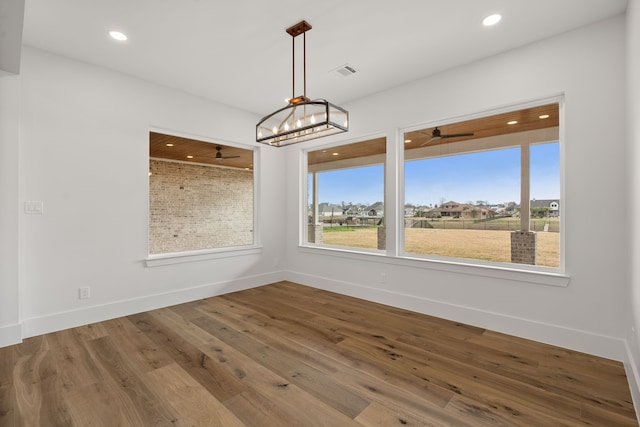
[322,228,560,267]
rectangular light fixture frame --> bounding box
[256,99,348,147]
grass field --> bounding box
[321,227,560,267]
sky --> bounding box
[310,142,560,207]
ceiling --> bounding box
[22,1,627,118]
[403,103,559,150]
[149,132,254,169]
[306,103,559,166]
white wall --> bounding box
[0,74,21,345]
[285,16,629,361]
[0,46,287,344]
[0,0,24,75]
[627,0,640,411]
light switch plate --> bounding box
[25,201,44,214]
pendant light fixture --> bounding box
[256,20,349,147]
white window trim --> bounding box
[145,246,263,267]
[301,133,388,246]
[298,245,569,287]
[300,95,567,285]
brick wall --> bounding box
[308,224,323,244]
[510,230,537,265]
[149,159,253,254]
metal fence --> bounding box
[405,218,560,232]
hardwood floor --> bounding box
[1,281,637,426]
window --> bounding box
[149,131,255,254]
[403,102,561,268]
[307,138,386,250]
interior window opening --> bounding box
[149,131,255,254]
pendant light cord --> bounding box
[291,26,308,100]
[303,30,307,99]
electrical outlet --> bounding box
[379,272,387,284]
[79,286,91,299]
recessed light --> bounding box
[539,114,550,119]
[187,155,194,159]
[332,152,339,156]
[109,30,128,41]
[483,14,502,26]
[405,139,412,144]
[166,143,174,147]
[507,120,518,125]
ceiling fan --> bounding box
[420,127,474,146]
[216,146,240,162]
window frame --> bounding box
[399,97,565,274]
[299,97,567,286]
[302,135,387,253]
[146,127,261,267]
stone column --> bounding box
[511,230,536,265]
[377,226,386,250]
[308,223,323,244]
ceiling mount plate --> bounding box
[286,20,312,37]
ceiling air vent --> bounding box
[333,64,357,77]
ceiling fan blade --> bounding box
[441,132,474,139]
[418,127,441,146]
[215,146,240,160]
[420,136,440,146]
[420,131,474,146]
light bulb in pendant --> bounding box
[284,122,290,131]
[310,115,316,124]
[296,119,302,128]
[272,126,278,135]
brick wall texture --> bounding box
[510,230,537,265]
[149,159,253,254]
[308,224,323,244]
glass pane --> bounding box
[307,138,386,250]
[530,141,561,267]
[402,102,561,268]
[404,148,521,263]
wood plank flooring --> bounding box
[1,281,637,426]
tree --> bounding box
[531,207,550,218]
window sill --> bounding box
[145,246,262,267]
[298,245,570,287]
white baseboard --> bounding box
[624,340,640,422]
[0,322,22,348]
[21,271,285,339]
[285,270,627,362]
